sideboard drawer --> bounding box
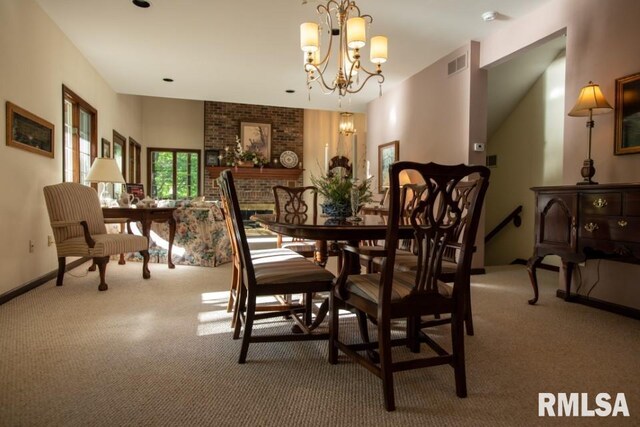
[624,192,640,216]
[580,216,640,243]
[581,193,622,216]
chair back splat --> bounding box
[330,161,489,411]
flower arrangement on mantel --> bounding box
[311,173,373,218]
[223,135,267,167]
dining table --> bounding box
[252,212,407,267]
[252,213,413,334]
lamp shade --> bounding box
[370,36,388,64]
[339,112,355,135]
[85,158,125,184]
[568,81,613,117]
[346,17,366,49]
[300,22,319,52]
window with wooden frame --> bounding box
[128,137,142,183]
[147,148,200,200]
[112,131,126,197]
[62,86,97,185]
[112,130,127,179]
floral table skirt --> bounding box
[114,204,231,267]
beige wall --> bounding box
[366,42,486,267]
[485,53,566,265]
[303,110,367,213]
[0,0,143,295]
[480,0,640,306]
[141,96,204,191]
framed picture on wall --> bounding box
[101,138,111,158]
[614,72,640,155]
[378,140,399,193]
[205,149,220,167]
[240,122,271,160]
[5,101,55,158]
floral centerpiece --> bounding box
[311,173,373,219]
[223,136,267,167]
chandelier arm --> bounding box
[305,64,339,94]
[343,73,385,95]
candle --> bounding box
[324,143,329,174]
[366,160,371,179]
[352,134,358,180]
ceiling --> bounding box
[36,0,554,112]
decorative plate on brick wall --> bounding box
[280,150,298,168]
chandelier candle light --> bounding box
[568,81,613,185]
[300,0,388,102]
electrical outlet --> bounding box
[47,235,54,247]
[29,240,34,253]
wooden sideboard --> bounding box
[527,183,640,305]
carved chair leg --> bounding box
[56,257,66,286]
[93,257,110,291]
[140,250,151,279]
[88,260,97,272]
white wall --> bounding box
[0,0,143,295]
[485,53,566,265]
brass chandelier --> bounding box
[300,0,388,100]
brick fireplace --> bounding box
[203,101,304,205]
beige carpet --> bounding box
[0,261,638,426]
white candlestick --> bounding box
[352,135,358,180]
[324,143,329,174]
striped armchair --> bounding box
[43,182,150,291]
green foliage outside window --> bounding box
[151,150,200,199]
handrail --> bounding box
[485,205,523,243]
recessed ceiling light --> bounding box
[132,0,151,8]
[285,89,295,94]
[482,11,498,22]
[163,78,174,82]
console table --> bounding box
[103,207,177,269]
[526,183,640,305]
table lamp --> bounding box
[568,81,613,185]
[85,157,126,206]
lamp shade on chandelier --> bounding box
[300,0,388,100]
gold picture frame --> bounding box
[614,72,640,155]
[378,140,399,193]
[6,101,55,158]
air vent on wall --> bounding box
[487,154,497,167]
[447,52,468,76]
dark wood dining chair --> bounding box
[272,185,318,258]
[273,185,343,267]
[219,170,335,363]
[329,161,489,411]
[366,180,482,336]
[219,193,304,329]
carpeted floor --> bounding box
[0,261,638,426]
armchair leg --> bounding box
[140,250,151,279]
[452,310,467,398]
[56,257,66,286]
[238,293,256,364]
[378,319,395,411]
[94,257,110,291]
